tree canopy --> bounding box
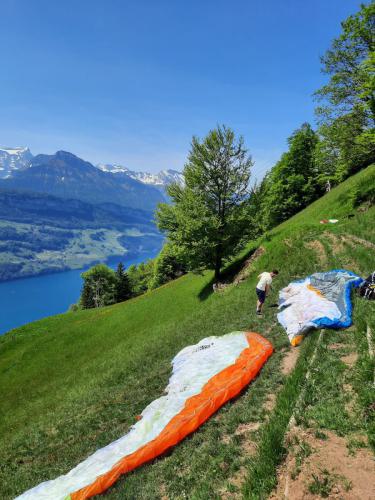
[80,264,117,309]
[315,2,375,180]
[156,125,253,280]
[260,123,319,227]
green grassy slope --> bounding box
[0,165,374,499]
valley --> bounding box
[0,148,175,281]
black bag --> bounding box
[358,271,375,300]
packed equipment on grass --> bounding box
[16,332,273,500]
[358,271,375,300]
[277,269,363,346]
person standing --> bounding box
[325,179,331,192]
[256,270,279,315]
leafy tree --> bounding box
[261,123,319,227]
[315,2,375,121]
[80,264,117,309]
[148,243,187,289]
[315,110,375,181]
[127,259,155,296]
[315,3,375,179]
[115,262,132,302]
[245,178,272,236]
[156,125,253,280]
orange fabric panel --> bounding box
[307,284,324,297]
[71,332,273,500]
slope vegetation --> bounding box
[0,165,374,499]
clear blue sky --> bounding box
[0,0,364,179]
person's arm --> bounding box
[265,283,270,296]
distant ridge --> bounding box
[0,145,183,192]
[97,163,184,188]
[0,150,165,211]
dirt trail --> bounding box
[234,246,265,284]
[323,232,346,253]
[281,347,301,376]
[305,240,327,266]
[270,428,375,500]
[341,233,375,250]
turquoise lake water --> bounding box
[0,252,157,335]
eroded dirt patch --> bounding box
[235,422,261,435]
[328,342,345,351]
[305,240,327,266]
[270,428,375,499]
[220,466,246,499]
[264,393,277,413]
[342,234,375,250]
[283,238,293,248]
[324,232,346,254]
[341,352,358,368]
[220,425,259,497]
[234,246,266,284]
[281,347,301,376]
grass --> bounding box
[308,469,335,497]
[0,164,374,499]
[242,334,318,499]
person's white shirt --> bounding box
[256,272,273,291]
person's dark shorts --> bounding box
[256,288,266,304]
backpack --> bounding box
[358,272,375,300]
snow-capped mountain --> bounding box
[1,151,165,211]
[0,147,33,178]
[0,146,184,191]
[97,163,184,187]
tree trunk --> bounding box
[214,250,222,282]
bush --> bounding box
[148,243,187,290]
[349,181,375,208]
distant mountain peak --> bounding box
[0,150,165,211]
[97,163,130,174]
[0,146,31,154]
[96,163,184,187]
[0,146,33,178]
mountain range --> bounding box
[0,146,183,281]
[0,146,183,192]
[0,151,165,211]
[96,163,184,188]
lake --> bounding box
[0,252,158,336]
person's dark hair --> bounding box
[272,270,279,275]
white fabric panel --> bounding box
[277,279,340,342]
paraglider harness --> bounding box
[358,272,375,300]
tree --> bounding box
[261,123,319,227]
[314,3,375,179]
[115,262,132,302]
[315,2,375,122]
[156,125,253,281]
[80,281,95,309]
[80,264,117,309]
[148,243,187,289]
[127,259,155,296]
[315,110,375,181]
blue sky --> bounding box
[0,0,364,179]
